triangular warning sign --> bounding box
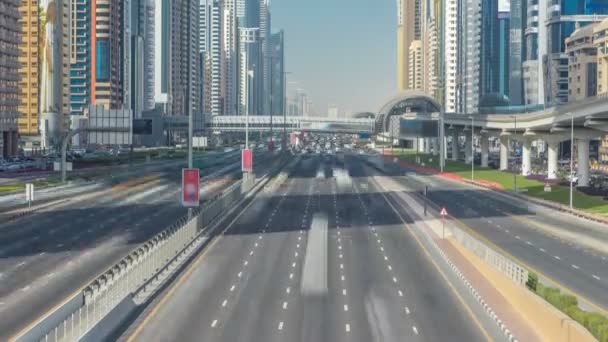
[440,207,448,216]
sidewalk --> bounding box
[435,237,541,341]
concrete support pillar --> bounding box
[500,136,508,170]
[547,141,559,180]
[480,137,489,168]
[418,138,425,153]
[577,139,590,187]
[451,133,459,161]
[424,138,431,154]
[465,134,472,164]
[521,139,532,176]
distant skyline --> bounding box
[272,0,397,115]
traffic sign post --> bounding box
[440,207,448,239]
[182,168,200,207]
[242,148,253,173]
[25,183,34,208]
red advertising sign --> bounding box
[242,148,253,172]
[182,168,200,207]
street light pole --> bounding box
[513,116,517,192]
[570,114,574,209]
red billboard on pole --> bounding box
[182,168,200,207]
[242,148,253,172]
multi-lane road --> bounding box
[0,149,277,340]
[118,154,505,342]
[376,154,608,314]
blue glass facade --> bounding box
[480,0,511,107]
[96,40,111,82]
[70,0,91,116]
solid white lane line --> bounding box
[211,319,218,328]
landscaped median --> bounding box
[526,273,608,342]
[383,149,608,215]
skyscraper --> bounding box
[154,0,171,109]
[18,0,39,138]
[222,0,238,115]
[444,0,460,112]
[270,30,285,116]
[509,0,526,105]
[0,0,21,157]
[397,0,421,91]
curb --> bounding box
[434,242,519,342]
[392,155,608,226]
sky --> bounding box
[271,0,397,115]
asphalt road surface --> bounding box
[0,150,277,340]
[120,154,500,342]
[376,155,608,314]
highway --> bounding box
[119,153,503,342]
[0,149,278,340]
[376,155,608,313]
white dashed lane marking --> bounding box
[592,274,601,280]
[211,319,218,328]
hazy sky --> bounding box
[271,0,397,115]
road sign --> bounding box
[242,148,253,172]
[25,183,34,205]
[182,168,200,207]
[440,207,448,216]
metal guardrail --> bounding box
[24,154,296,342]
[17,161,278,342]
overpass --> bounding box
[377,91,608,187]
[205,115,375,134]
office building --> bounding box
[566,23,597,102]
[464,0,481,114]
[509,0,526,105]
[238,27,259,115]
[593,19,608,163]
[270,30,284,115]
[397,0,422,91]
[444,0,460,112]
[94,0,124,110]
[0,0,20,157]
[523,0,546,106]
[259,0,271,113]
[18,0,39,138]
[170,0,199,117]
[424,1,439,98]
[222,0,237,115]
[408,40,424,90]
[153,0,171,109]
[479,0,510,109]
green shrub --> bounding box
[532,282,608,340]
[526,272,538,291]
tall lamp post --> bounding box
[511,115,518,192]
